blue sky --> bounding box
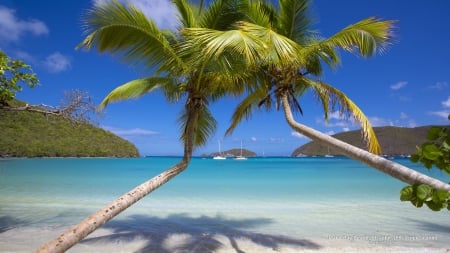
[1,0,449,156]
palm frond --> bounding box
[244,0,277,28]
[182,26,267,67]
[99,77,172,109]
[298,38,341,74]
[77,0,184,72]
[160,78,186,103]
[226,84,270,136]
[173,0,198,28]
[236,21,301,66]
[199,0,246,30]
[178,103,217,148]
[201,70,255,101]
[278,0,313,43]
[285,89,303,115]
[321,17,395,57]
[308,80,381,154]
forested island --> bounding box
[0,101,139,157]
[292,125,449,157]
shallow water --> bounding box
[0,157,449,252]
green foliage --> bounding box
[0,107,139,157]
[410,126,450,174]
[400,184,450,211]
[400,125,450,211]
[0,50,38,106]
[78,0,253,157]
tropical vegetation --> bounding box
[37,0,450,252]
[37,0,252,252]
[0,50,38,106]
[0,100,139,158]
[401,125,450,211]
[185,0,450,191]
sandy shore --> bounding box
[1,226,448,253]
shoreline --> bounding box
[1,157,448,252]
[2,226,448,253]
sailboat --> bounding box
[213,140,226,160]
[324,146,334,158]
[234,140,247,160]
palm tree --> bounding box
[36,0,251,252]
[184,0,450,192]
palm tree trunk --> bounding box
[280,94,450,192]
[37,96,202,253]
[35,160,189,253]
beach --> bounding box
[0,157,449,252]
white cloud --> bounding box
[429,81,448,90]
[316,112,355,129]
[442,97,450,108]
[42,52,71,73]
[269,137,284,143]
[406,119,417,128]
[325,130,335,136]
[369,116,394,127]
[103,126,158,136]
[12,50,37,65]
[250,137,257,142]
[0,6,48,44]
[400,112,408,119]
[428,97,450,120]
[291,131,306,139]
[94,0,179,29]
[328,111,345,120]
[429,110,450,120]
[390,81,407,90]
[342,127,350,132]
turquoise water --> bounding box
[0,157,449,252]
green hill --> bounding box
[0,105,140,157]
[205,148,257,158]
[291,125,449,157]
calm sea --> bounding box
[0,157,449,252]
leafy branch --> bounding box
[400,123,450,211]
[0,50,38,106]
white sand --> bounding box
[1,226,448,253]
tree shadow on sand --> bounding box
[404,218,450,234]
[0,216,27,233]
[79,213,321,253]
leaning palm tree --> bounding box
[184,0,450,192]
[36,0,252,252]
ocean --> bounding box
[0,157,449,252]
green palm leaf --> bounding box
[99,77,172,109]
[182,26,267,66]
[321,17,394,57]
[178,102,217,147]
[199,0,245,30]
[173,0,198,28]
[78,0,185,72]
[243,0,276,28]
[278,0,313,42]
[307,79,381,154]
[226,83,270,135]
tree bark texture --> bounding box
[36,159,189,253]
[281,94,450,192]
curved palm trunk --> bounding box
[37,105,200,253]
[280,94,450,192]
[35,160,189,253]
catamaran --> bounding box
[234,140,247,160]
